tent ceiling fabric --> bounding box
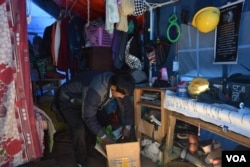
[53,0,106,21]
[31,0,60,19]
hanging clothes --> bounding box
[112,29,129,69]
[51,20,61,66]
[57,17,70,72]
[112,18,143,70]
[67,16,84,77]
[41,24,53,59]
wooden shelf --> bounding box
[136,101,161,109]
[135,87,250,165]
[164,109,250,163]
[134,87,168,162]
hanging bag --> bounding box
[125,37,147,83]
[155,8,171,66]
[125,37,143,70]
[145,7,171,66]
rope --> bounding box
[69,0,77,13]
[86,0,90,27]
[144,0,179,10]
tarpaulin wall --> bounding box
[143,0,250,78]
[177,0,250,78]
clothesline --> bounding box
[144,0,179,10]
[145,0,179,40]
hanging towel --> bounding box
[119,0,135,15]
[105,0,120,34]
[116,0,135,32]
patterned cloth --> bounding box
[133,0,148,16]
[0,1,48,166]
[125,37,142,70]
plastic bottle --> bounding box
[161,68,168,81]
[172,55,179,85]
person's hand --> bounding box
[122,127,131,138]
[102,136,115,151]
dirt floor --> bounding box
[18,94,159,167]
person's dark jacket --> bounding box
[82,72,134,137]
[58,72,134,138]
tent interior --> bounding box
[27,0,250,79]
[0,0,249,166]
[27,0,250,151]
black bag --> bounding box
[197,85,226,104]
[155,37,171,65]
[145,8,171,66]
[153,79,170,88]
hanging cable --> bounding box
[69,0,77,13]
[85,0,90,27]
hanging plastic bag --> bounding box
[141,139,163,163]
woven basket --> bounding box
[86,26,112,47]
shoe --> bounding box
[176,133,189,140]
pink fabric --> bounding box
[0,1,44,166]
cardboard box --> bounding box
[137,119,163,141]
[106,142,140,167]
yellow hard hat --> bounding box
[188,77,209,97]
[192,7,220,33]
